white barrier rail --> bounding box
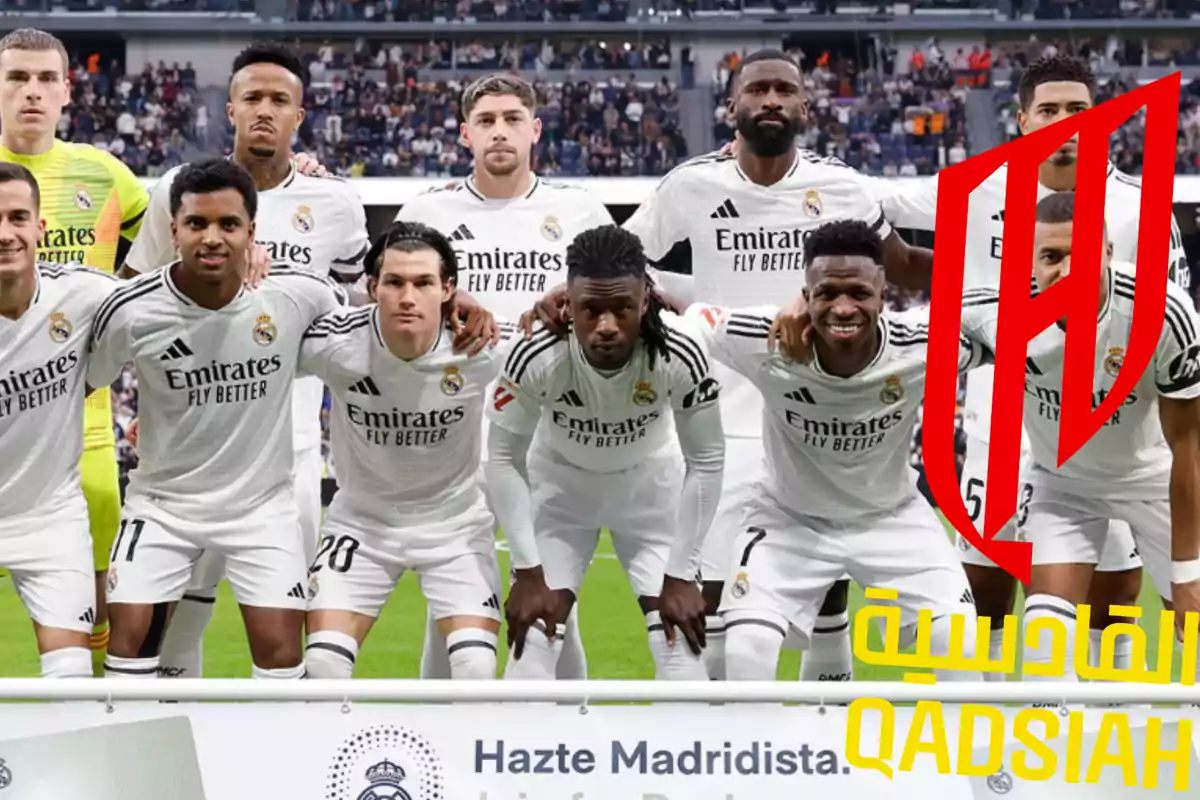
[1,679,1199,704]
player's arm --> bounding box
[874,201,933,291]
[86,293,135,392]
[107,154,151,273]
[119,167,169,278]
[297,308,360,383]
[684,302,780,377]
[956,288,999,370]
[329,189,370,285]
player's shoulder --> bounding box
[884,309,932,348]
[1109,262,1197,337]
[653,151,736,192]
[92,268,167,333]
[502,325,569,383]
[37,260,118,284]
[292,169,360,201]
[62,141,139,182]
[304,305,374,341]
[37,260,119,308]
[1106,163,1143,195]
[657,312,713,380]
[264,265,340,292]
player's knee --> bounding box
[818,580,850,616]
[107,602,169,659]
[1088,569,1141,626]
[1022,593,1079,679]
[504,621,564,681]
[964,566,1016,621]
[446,627,499,680]
[924,610,979,682]
[40,646,92,679]
[304,630,358,679]
[724,618,784,681]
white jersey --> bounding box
[299,305,515,529]
[1023,262,1200,500]
[686,302,992,521]
[0,263,117,523]
[395,174,613,320]
[126,160,370,452]
[87,265,343,519]
[487,313,720,473]
[624,151,895,439]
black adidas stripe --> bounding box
[728,312,773,331]
[505,329,559,384]
[332,243,369,266]
[93,274,164,341]
[1112,275,1195,351]
[962,294,1001,308]
[305,317,371,340]
[663,327,707,386]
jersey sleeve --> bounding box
[331,185,370,276]
[958,288,999,369]
[1155,280,1200,399]
[662,315,721,413]
[298,308,367,383]
[105,152,150,242]
[622,172,689,262]
[284,272,347,327]
[392,187,439,223]
[87,293,134,389]
[1107,182,1191,292]
[486,330,556,436]
[580,191,615,230]
[867,175,938,232]
[479,318,522,380]
[123,169,175,273]
[683,302,777,377]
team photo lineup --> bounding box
[2,25,1200,691]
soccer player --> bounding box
[1018,191,1200,686]
[0,27,150,672]
[396,72,612,681]
[488,225,724,680]
[686,220,986,682]
[526,48,935,681]
[301,222,511,680]
[88,158,344,680]
[122,43,371,679]
[0,163,120,678]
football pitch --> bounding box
[0,522,1178,681]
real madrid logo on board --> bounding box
[632,380,657,406]
[803,189,822,219]
[292,204,314,234]
[986,768,1014,795]
[252,313,277,347]
[541,214,563,242]
[440,365,464,396]
[48,311,72,343]
[1104,347,1124,377]
[880,375,904,404]
[74,185,92,211]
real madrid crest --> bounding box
[48,311,72,343]
[253,313,277,347]
[0,757,11,788]
[986,768,1014,795]
[880,375,904,404]
[803,189,823,219]
[74,185,92,211]
[308,573,319,601]
[541,214,563,242]
[632,380,657,406]
[107,568,118,594]
[292,204,314,234]
[1104,347,1124,377]
[732,571,750,598]
[441,365,465,396]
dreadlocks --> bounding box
[565,225,673,370]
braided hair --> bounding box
[566,225,672,370]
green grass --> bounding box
[0,516,1174,680]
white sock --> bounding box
[702,615,726,680]
[799,612,853,682]
[419,612,451,679]
[556,605,588,679]
[251,663,305,680]
[927,612,981,682]
[447,627,499,679]
[305,630,358,679]
[503,621,563,680]
[41,647,92,679]
[157,594,216,678]
[1022,593,1080,691]
[724,619,784,681]
[645,610,708,680]
[984,629,1008,683]
[104,654,159,679]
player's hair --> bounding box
[364,220,459,287]
[169,158,258,220]
[566,225,672,369]
[0,28,68,73]
[735,48,800,76]
[230,42,309,89]
[0,162,40,210]
[1017,54,1096,111]
[802,219,885,269]
[462,72,537,118]
[1034,190,1109,238]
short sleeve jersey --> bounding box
[299,306,516,529]
[88,265,342,519]
[487,313,720,473]
[0,263,118,524]
[686,302,991,521]
[394,174,613,320]
[623,151,894,439]
[1023,262,1200,500]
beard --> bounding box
[248,145,277,158]
[735,106,801,158]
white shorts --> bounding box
[108,489,308,610]
[955,434,1141,573]
[699,436,765,581]
[0,506,96,634]
[1027,484,1168,600]
[720,495,974,650]
[530,447,680,598]
[308,505,503,622]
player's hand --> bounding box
[448,292,499,356]
[769,294,814,363]
[1172,578,1200,640]
[519,284,570,339]
[506,567,558,660]
[292,152,330,178]
[126,418,139,451]
[656,576,707,656]
[242,243,272,289]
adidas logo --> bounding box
[287,583,306,600]
[482,594,500,611]
[960,589,975,605]
[1025,358,1042,376]
[710,199,739,219]
[991,209,1005,222]
[78,607,95,624]
[448,224,475,242]
[784,388,815,404]
[348,376,382,396]
[159,337,194,361]
[556,390,584,408]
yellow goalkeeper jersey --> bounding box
[0,139,149,451]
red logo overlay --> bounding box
[493,382,517,411]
